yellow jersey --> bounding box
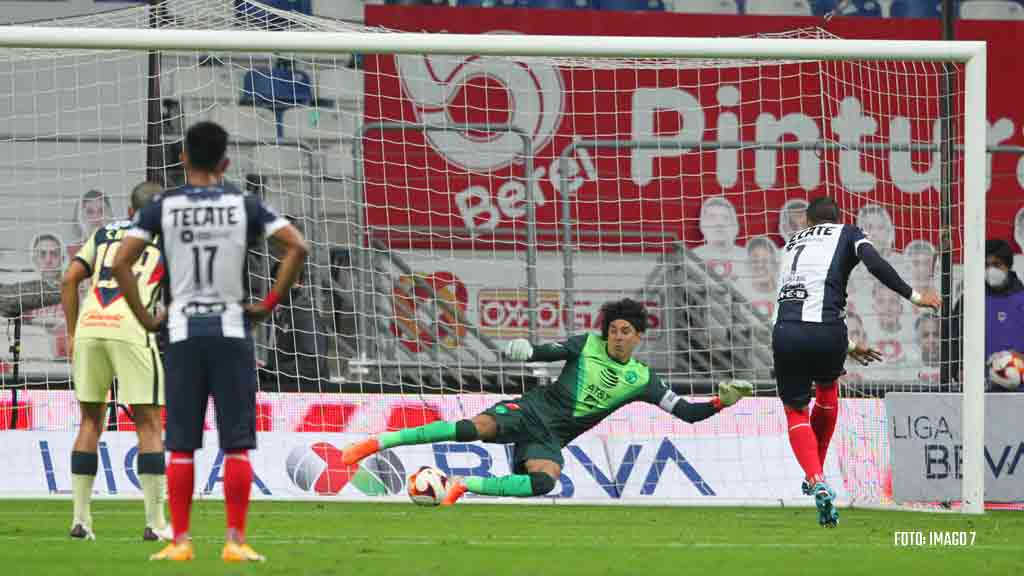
[73,220,163,345]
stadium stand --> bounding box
[666,0,740,14]
[960,0,1024,18]
[743,0,813,15]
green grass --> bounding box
[0,500,1021,575]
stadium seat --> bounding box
[281,107,358,143]
[960,0,1024,18]
[241,67,315,110]
[311,0,365,21]
[169,65,240,102]
[456,0,520,6]
[596,0,665,11]
[526,0,594,8]
[315,67,363,110]
[235,0,312,30]
[889,0,955,17]
[251,144,309,179]
[665,0,739,14]
[743,0,813,14]
[201,105,278,142]
[812,0,882,15]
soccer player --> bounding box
[61,181,168,542]
[112,122,308,562]
[342,298,753,505]
[773,196,940,527]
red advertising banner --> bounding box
[364,7,1024,253]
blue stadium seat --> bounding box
[235,0,312,30]
[813,0,882,16]
[240,67,314,110]
[889,0,957,17]
[597,0,665,10]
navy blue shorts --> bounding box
[772,321,848,406]
[164,336,258,452]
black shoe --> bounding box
[143,526,173,542]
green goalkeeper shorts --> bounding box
[482,400,564,473]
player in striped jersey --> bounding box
[773,196,940,527]
[112,122,308,562]
[61,181,169,542]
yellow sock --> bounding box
[71,474,96,529]
[139,474,167,529]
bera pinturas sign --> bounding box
[365,8,1024,252]
[886,393,1024,502]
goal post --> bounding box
[0,14,987,511]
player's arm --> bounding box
[113,197,164,332]
[244,214,309,321]
[112,236,163,332]
[645,373,752,423]
[504,334,587,362]
[60,260,91,344]
[856,240,940,310]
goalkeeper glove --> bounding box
[717,379,753,407]
[505,338,534,361]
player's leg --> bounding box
[151,339,205,561]
[443,442,563,505]
[70,338,113,540]
[340,408,499,466]
[810,379,840,468]
[111,339,170,540]
[208,337,264,562]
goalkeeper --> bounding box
[342,298,752,505]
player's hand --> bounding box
[244,302,274,322]
[140,309,166,333]
[717,379,753,407]
[848,342,883,366]
[911,289,941,312]
[505,338,533,361]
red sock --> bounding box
[811,382,840,467]
[167,451,195,543]
[223,449,253,543]
[785,405,823,484]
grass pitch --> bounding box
[0,500,1020,575]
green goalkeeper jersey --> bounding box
[517,333,679,446]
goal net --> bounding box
[0,0,987,509]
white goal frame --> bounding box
[0,26,987,514]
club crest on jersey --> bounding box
[624,371,638,384]
[599,367,620,389]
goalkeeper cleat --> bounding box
[222,542,266,563]
[341,437,380,466]
[143,525,174,542]
[813,482,839,528]
[440,477,469,507]
[149,541,194,561]
[69,524,95,541]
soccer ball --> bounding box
[407,466,449,506]
[988,350,1024,391]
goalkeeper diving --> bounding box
[342,298,752,505]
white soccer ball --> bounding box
[988,350,1024,391]
[407,466,449,506]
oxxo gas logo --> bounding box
[395,42,563,172]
